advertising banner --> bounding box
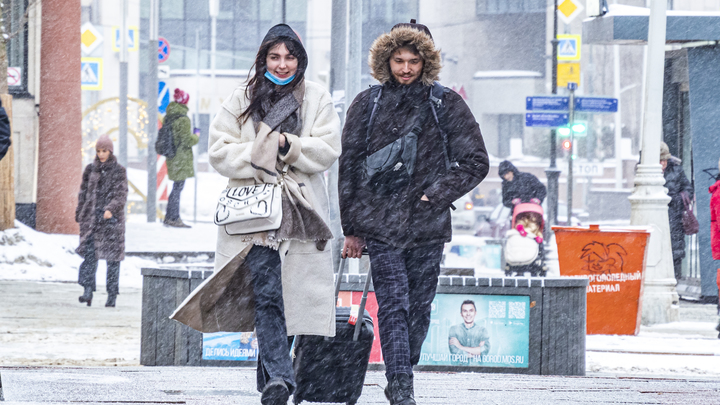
[419,294,530,368]
[202,332,258,361]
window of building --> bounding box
[476,0,545,15]
[5,0,31,97]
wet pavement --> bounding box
[1,365,720,404]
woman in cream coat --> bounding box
[171,24,340,405]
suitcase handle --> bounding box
[335,255,373,342]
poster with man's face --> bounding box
[418,294,530,368]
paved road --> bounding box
[2,366,720,404]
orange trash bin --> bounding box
[552,224,650,335]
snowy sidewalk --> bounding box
[2,365,719,404]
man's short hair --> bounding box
[460,300,476,311]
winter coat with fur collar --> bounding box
[339,26,489,248]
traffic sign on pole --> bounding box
[557,34,581,61]
[525,113,569,127]
[526,96,569,111]
[575,97,618,113]
[158,37,170,63]
[81,57,103,90]
[112,26,139,52]
[158,81,170,114]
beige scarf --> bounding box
[243,82,333,250]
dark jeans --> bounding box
[166,180,185,221]
[674,257,683,280]
[77,234,120,294]
[366,239,443,378]
[246,245,296,394]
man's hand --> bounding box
[342,235,365,259]
[103,210,113,219]
[449,337,461,348]
[278,133,286,148]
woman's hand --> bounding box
[342,235,365,259]
[103,210,112,219]
[278,133,286,148]
[421,195,429,201]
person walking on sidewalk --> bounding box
[707,157,720,338]
[498,160,546,208]
[163,88,198,228]
[171,24,340,405]
[339,20,489,405]
[660,142,693,280]
[75,134,128,308]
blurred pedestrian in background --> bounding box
[75,134,128,307]
[498,160,546,208]
[163,88,198,228]
[660,142,693,280]
[0,100,11,161]
[707,157,720,338]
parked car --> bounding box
[451,193,476,230]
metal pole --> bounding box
[282,0,286,24]
[345,0,362,108]
[194,28,200,224]
[328,0,347,272]
[118,0,128,167]
[146,0,159,223]
[209,0,218,120]
[613,44,623,189]
[567,84,576,225]
[545,0,561,231]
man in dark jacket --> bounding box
[498,160,546,208]
[0,102,11,161]
[660,142,693,280]
[339,21,488,405]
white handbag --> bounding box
[214,182,283,235]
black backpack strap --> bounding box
[428,81,452,170]
[364,84,383,146]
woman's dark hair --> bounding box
[238,38,307,125]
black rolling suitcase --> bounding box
[292,257,375,405]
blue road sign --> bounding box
[158,81,170,114]
[525,112,569,127]
[526,96,569,111]
[158,37,170,63]
[575,97,618,113]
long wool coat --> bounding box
[664,158,693,261]
[709,179,720,260]
[75,155,128,261]
[170,80,341,337]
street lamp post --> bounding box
[146,0,159,223]
[629,0,679,325]
[545,0,561,230]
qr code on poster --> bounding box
[488,301,506,318]
[508,301,526,319]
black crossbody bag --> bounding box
[362,82,454,196]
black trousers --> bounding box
[366,239,443,378]
[246,245,296,394]
[77,234,120,294]
[166,180,185,221]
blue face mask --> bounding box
[265,71,296,86]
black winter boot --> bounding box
[105,294,117,307]
[386,373,415,405]
[260,377,289,405]
[78,286,93,306]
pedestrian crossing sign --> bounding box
[81,57,103,91]
[111,26,139,52]
[557,34,581,61]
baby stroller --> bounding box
[504,203,547,277]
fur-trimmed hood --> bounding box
[368,26,442,86]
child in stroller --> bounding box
[504,202,547,277]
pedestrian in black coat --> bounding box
[75,134,128,307]
[660,142,693,280]
[498,160,547,208]
[339,21,488,405]
[0,103,11,161]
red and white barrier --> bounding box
[157,155,169,202]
